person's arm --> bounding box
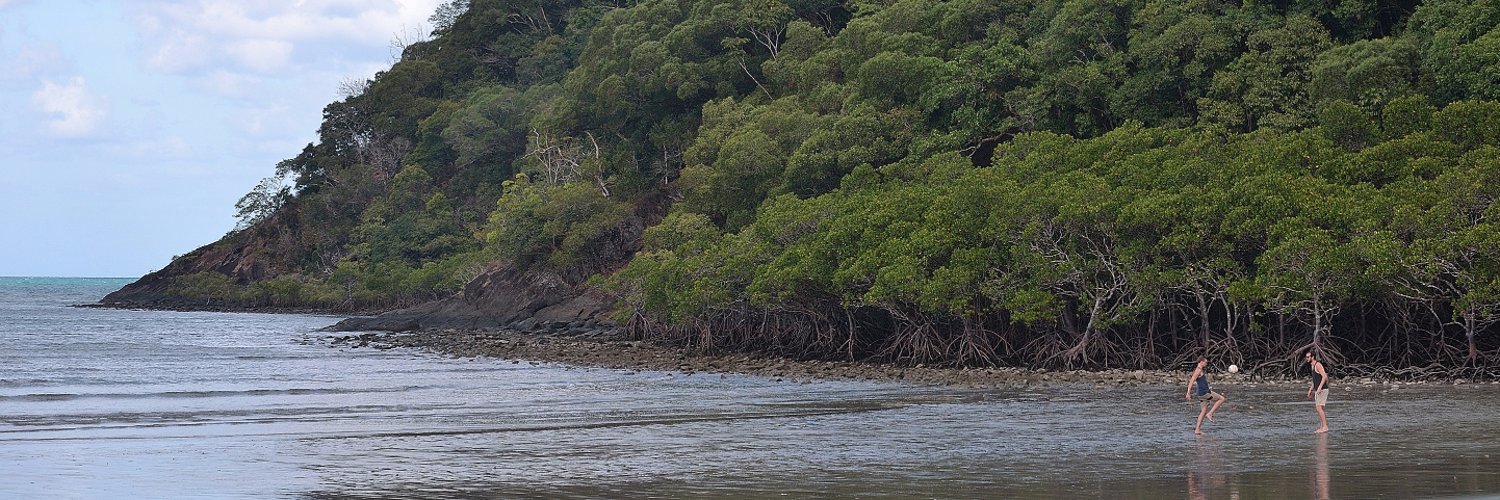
[1186,368,1199,400]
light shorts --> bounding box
[1197,391,1224,405]
[1314,388,1329,406]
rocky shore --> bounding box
[327,327,1266,389]
[325,325,1500,388]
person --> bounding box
[1306,351,1330,433]
[1186,357,1226,435]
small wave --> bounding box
[0,401,906,443]
[0,403,448,433]
[310,401,905,441]
[0,386,432,402]
[0,378,53,388]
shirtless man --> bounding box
[1306,351,1330,433]
[1186,358,1226,435]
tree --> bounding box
[233,174,291,233]
[1410,0,1500,102]
[1309,37,1423,111]
[1257,218,1364,360]
[429,0,472,34]
[1199,16,1333,132]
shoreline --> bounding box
[93,300,1500,385]
[77,302,389,316]
[92,303,1500,386]
[326,329,1500,389]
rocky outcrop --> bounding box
[97,235,273,308]
[325,263,614,332]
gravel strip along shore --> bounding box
[326,329,1280,389]
[326,329,1500,389]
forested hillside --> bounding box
[104,0,1500,374]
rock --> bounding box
[319,264,618,333]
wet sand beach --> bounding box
[321,329,1500,499]
[8,298,1499,499]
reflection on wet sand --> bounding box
[1187,433,1332,500]
[1313,433,1330,500]
[1187,437,1231,500]
[293,384,1500,499]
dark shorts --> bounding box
[1197,391,1224,404]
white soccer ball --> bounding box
[1228,364,1239,374]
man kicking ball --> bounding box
[1186,358,1226,435]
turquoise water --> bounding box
[3,278,1500,499]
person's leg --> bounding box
[1195,401,1208,435]
[1314,389,1330,433]
[1206,392,1226,421]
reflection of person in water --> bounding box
[1186,437,1228,500]
[1312,433,1330,500]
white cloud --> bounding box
[144,31,212,73]
[134,0,446,76]
[31,77,108,137]
[119,0,449,180]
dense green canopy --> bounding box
[169,0,1500,373]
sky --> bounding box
[0,0,446,278]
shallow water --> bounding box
[3,278,1499,499]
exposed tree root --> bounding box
[620,297,1500,379]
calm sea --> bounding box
[3,277,1500,499]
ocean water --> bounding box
[3,277,1500,499]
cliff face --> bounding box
[101,222,620,325]
[103,245,614,329]
[324,263,614,332]
[99,236,275,309]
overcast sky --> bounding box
[0,0,446,277]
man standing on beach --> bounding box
[1306,351,1330,433]
[1186,358,1226,435]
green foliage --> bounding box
[1317,100,1379,152]
[1410,0,1500,102]
[485,174,550,268]
[612,97,1500,366]
[485,173,632,277]
[167,272,240,305]
[1114,2,1239,126]
[1432,100,1500,149]
[1309,37,1424,110]
[1199,16,1334,132]
[440,85,531,172]
[232,174,290,232]
[173,0,1500,369]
